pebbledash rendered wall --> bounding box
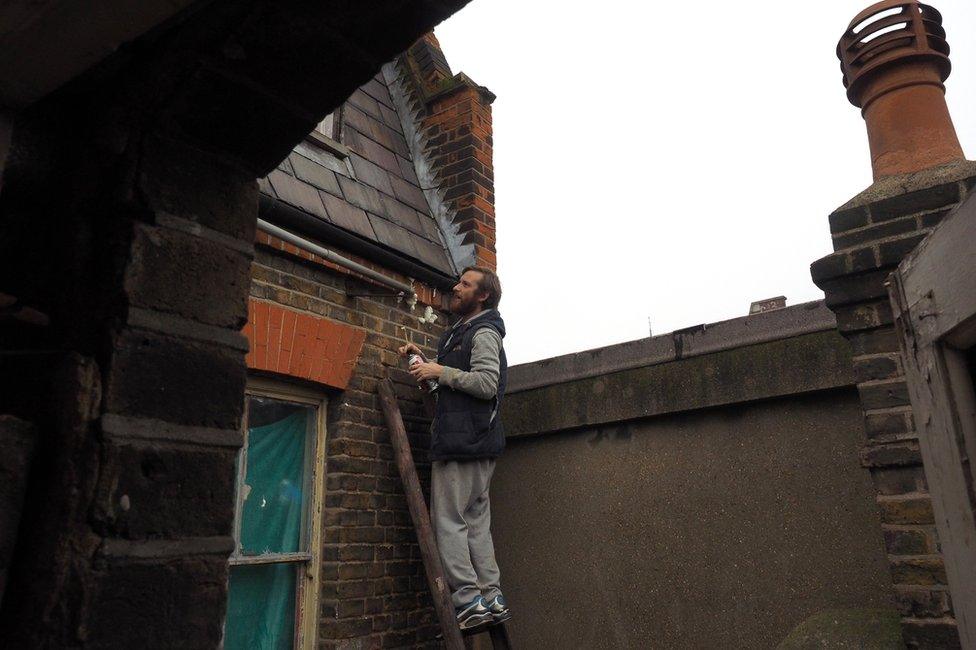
[490,302,898,649]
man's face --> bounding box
[450,270,487,316]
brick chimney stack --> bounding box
[838,0,964,181]
[393,33,498,272]
[813,3,976,645]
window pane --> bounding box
[239,398,313,555]
[224,563,297,650]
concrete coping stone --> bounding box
[838,159,976,211]
[507,300,836,394]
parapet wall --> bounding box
[492,302,897,648]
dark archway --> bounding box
[0,1,469,645]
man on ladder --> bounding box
[400,265,510,631]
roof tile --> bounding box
[396,155,420,186]
[319,190,376,240]
[343,104,375,140]
[268,169,327,218]
[348,88,382,120]
[289,153,341,195]
[344,103,409,160]
[257,176,275,197]
[348,153,395,196]
[411,233,455,274]
[379,103,403,135]
[277,156,295,175]
[363,78,394,109]
[338,174,388,216]
[376,122,410,159]
[379,194,425,235]
[418,211,443,243]
[344,128,400,176]
[368,214,420,258]
[389,173,430,212]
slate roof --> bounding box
[258,70,455,277]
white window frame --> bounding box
[316,112,336,140]
[226,376,328,649]
[305,108,349,159]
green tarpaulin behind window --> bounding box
[226,563,297,650]
[225,404,311,649]
[240,407,308,554]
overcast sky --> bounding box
[436,1,976,365]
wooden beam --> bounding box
[378,378,464,650]
[890,194,976,648]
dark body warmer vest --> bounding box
[431,310,507,462]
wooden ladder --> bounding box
[461,620,513,649]
[378,379,513,650]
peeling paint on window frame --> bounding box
[224,376,328,649]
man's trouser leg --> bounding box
[466,462,501,601]
[431,458,500,607]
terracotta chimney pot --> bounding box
[838,0,964,180]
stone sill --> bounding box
[304,131,350,159]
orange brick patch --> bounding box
[243,299,366,389]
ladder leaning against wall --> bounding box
[377,379,513,650]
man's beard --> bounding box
[450,293,478,316]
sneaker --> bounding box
[486,595,511,623]
[456,596,492,630]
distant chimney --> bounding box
[749,296,787,315]
[838,1,964,181]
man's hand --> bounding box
[397,342,422,359]
[409,361,444,383]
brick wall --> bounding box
[812,163,976,648]
[423,80,497,271]
[250,237,452,648]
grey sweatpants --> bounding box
[431,459,502,608]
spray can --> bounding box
[408,354,438,393]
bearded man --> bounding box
[398,266,510,630]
